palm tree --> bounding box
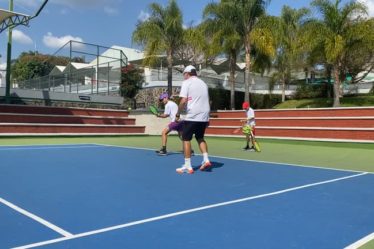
[175,24,221,67]
[271,6,310,102]
[203,2,243,109]
[307,0,368,107]
[222,0,270,103]
[132,0,184,96]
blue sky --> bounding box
[0,0,373,68]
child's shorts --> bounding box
[168,121,183,132]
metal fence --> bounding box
[12,41,127,96]
[12,59,374,97]
[15,60,122,95]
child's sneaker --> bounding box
[242,146,250,151]
[199,161,212,171]
[248,147,256,152]
[176,165,194,174]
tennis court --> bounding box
[0,138,373,249]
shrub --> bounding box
[208,88,282,110]
[293,83,329,99]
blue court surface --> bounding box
[0,144,373,249]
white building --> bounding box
[0,70,5,88]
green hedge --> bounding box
[293,83,331,99]
[209,88,282,110]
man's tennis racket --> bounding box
[149,105,160,116]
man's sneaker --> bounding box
[242,146,250,151]
[176,165,194,174]
[199,161,212,171]
[156,149,167,156]
[248,147,256,152]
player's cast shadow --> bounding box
[192,161,224,172]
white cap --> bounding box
[183,65,196,74]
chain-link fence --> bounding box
[13,41,127,96]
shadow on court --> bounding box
[192,161,224,172]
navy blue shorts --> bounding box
[182,121,209,141]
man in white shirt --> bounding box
[156,93,183,155]
[175,65,211,174]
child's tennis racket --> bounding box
[233,119,247,134]
[232,127,241,134]
[241,124,261,152]
[250,130,261,152]
[254,141,261,152]
[149,105,160,116]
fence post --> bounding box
[107,62,110,95]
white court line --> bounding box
[96,143,157,152]
[0,145,103,151]
[94,143,368,174]
[0,144,103,237]
[14,172,368,249]
[345,232,374,249]
[0,197,73,237]
[0,143,95,147]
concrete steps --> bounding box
[209,117,374,128]
[0,113,136,125]
[0,104,145,136]
[207,107,374,142]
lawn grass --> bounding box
[361,239,374,249]
[274,95,374,109]
[0,135,373,173]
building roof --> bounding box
[69,62,90,70]
[111,45,144,62]
[49,65,66,76]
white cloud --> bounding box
[364,0,374,16]
[138,10,150,22]
[358,0,374,17]
[0,63,6,70]
[43,32,84,49]
[11,30,33,45]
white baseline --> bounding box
[0,145,102,151]
[345,232,374,249]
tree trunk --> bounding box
[281,75,286,102]
[229,51,237,110]
[167,51,173,97]
[244,41,251,103]
[326,65,332,98]
[333,66,341,107]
